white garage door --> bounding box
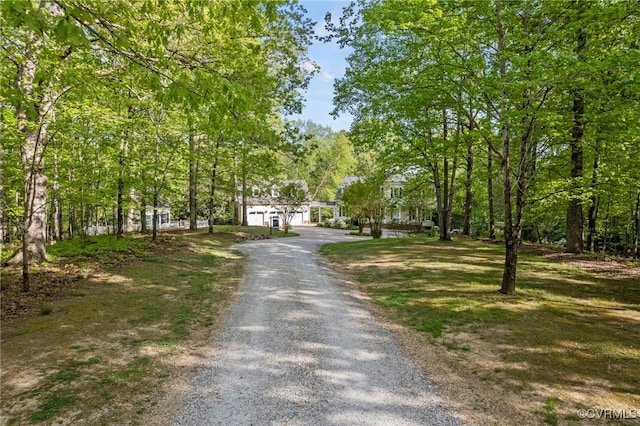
[290,212,304,226]
[247,212,264,226]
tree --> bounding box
[340,176,388,239]
[273,181,309,234]
[327,0,639,293]
[285,120,357,202]
[1,0,315,291]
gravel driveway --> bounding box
[177,226,464,426]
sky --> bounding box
[288,0,354,131]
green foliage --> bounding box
[1,0,316,269]
[327,0,640,289]
[48,235,150,260]
[273,181,309,233]
[285,120,357,201]
[340,175,389,238]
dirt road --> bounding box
[176,227,464,425]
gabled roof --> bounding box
[283,179,310,195]
[245,179,311,205]
[334,175,362,201]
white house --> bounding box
[244,180,311,227]
[334,175,435,228]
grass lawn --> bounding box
[320,236,640,425]
[0,226,287,425]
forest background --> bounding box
[2,0,639,295]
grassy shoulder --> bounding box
[0,226,284,425]
[320,236,640,426]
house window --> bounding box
[391,187,402,198]
[252,187,260,197]
[271,188,279,198]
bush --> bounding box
[334,220,348,229]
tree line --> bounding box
[327,0,640,294]
[1,0,317,291]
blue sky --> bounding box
[289,0,354,131]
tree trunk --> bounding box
[68,205,75,239]
[11,68,52,268]
[126,189,136,233]
[586,155,600,252]
[8,9,63,290]
[241,152,248,227]
[439,110,452,241]
[602,199,610,254]
[442,156,450,241]
[431,162,445,239]
[208,135,222,233]
[566,26,586,254]
[117,173,124,239]
[497,1,517,295]
[51,137,63,241]
[17,169,48,290]
[117,140,125,238]
[139,196,147,234]
[499,119,517,295]
[152,192,158,242]
[53,191,62,241]
[233,154,241,225]
[445,156,457,239]
[634,190,639,259]
[139,168,147,233]
[208,163,218,234]
[0,148,4,244]
[487,146,496,240]
[14,132,49,264]
[189,133,198,230]
[463,143,474,236]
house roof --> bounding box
[245,179,311,205]
[334,175,362,201]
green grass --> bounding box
[30,393,77,422]
[0,227,274,425]
[48,234,151,261]
[537,397,561,425]
[320,235,640,424]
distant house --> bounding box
[334,174,435,229]
[333,175,362,219]
[144,201,171,228]
[244,180,311,227]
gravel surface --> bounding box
[176,227,465,426]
